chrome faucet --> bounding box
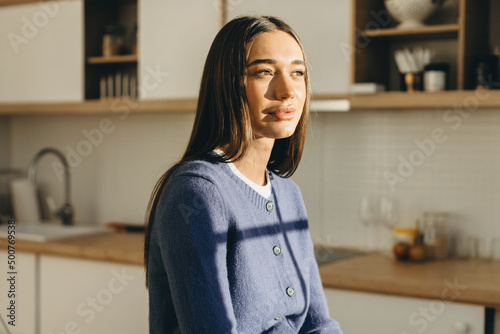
[27,147,73,225]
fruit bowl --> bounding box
[384,0,444,29]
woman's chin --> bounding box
[270,128,298,139]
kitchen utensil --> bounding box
[400,72,423,92]
[395,47,432,92]
[403,48,419,73]
[394,49,410,73]
[412,46,424,70]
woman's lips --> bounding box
[267,106,296,120]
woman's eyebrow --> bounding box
[246,59,305,67]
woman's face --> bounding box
[245,30,306,140]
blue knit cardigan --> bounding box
[148,160,343,333]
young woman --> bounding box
[145,15,343,334]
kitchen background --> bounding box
[1,0,500,333]
[1,0,499,253]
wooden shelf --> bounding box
[350,90,500,110]
[317,89,500,110]
[351,0,489,91]
[87,54,138,64]
[362,24,459,40]
[0,98,197,115]
[2,90,500,115]
[0,0,34,7]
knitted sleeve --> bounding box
[154,174,239,333]
[288,181,343,334]
[300,257,344,334]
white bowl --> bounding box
[385,0,444,29]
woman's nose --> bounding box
[273,74,295,101]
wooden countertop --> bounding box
[0,232,144,266]
[2,233,499,307]
[319,253,500,308]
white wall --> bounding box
[9,113,194,224]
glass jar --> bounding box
[102,24,126,57]
[392,227,417,261]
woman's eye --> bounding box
[255,69,272,76]
[292,70,305,77]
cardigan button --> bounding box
[266,201,274,212]
[273,245,282,256]
[286,286,295,297]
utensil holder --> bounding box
[399,72,423,92]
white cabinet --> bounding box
[0,1,84,103]
[39,255,148,334]
[226,0,351,95]
[138,0,221,99]
[325,288,485,334]
[0,251,37,334]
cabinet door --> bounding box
[227,0,351,95]
[0,251,37,334]
[325,288,485,334]
[138,0,221,99]
[0,1,84,103]
[39,255,148,334]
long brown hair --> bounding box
[144,15,311,286]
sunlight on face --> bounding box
[245,31,306,140]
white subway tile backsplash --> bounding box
[293,109,500,255]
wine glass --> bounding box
[380,197,397,228]
[359,197,379,251]
[379,197,398,252]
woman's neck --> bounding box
[233,138,274,186]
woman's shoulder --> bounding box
[269,170,301,193]
[169,159,229,187]
[157,160,229,215]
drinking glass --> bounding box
[359,197,379,251]
[454,235,472,260]
[475,236,496,262]
[379,197,398,252]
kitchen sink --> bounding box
[314,246,364,266]
[0,222,112,242]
